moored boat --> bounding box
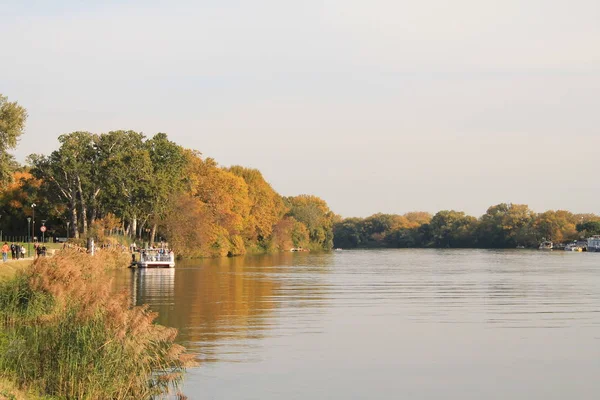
[538,241,553,251]
[133,248,175,268]
[587,235,600,252]
[564,242,583,252]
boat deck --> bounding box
[132,250,175,268]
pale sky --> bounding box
[2,0,599,217]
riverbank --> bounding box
[0,250,193,399]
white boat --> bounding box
[134,249,175,268]
[289,247,309,252]
[538,241,553,251]
[564,242,583,252]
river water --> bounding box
[113,249,600,399]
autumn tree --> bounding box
[533,210,578,242]
[284,195,335,250]
[477,203,536,247]
[228,166,287,245]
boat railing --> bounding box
[140,251,174,263]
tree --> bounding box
[429,210,477,248]
[228,166,287,244]
[145,133,187,244]
[533,210,578,243]
[477,203,536,247]
[95,131,153,237]
[576,221,600,237]
[284,195,335,250]
[0,94,27,182]
[333,217,364,248]
[28,132,96,239]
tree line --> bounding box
[0,93,336,256]
[333,205,600,249]
[3,93,599,255]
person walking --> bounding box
[10,243,15,260]
[2,242,9,262]
[20,245,26,259]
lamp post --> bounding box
[26,217,31,258]
[31,203,36,245]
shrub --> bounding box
[0,251,194,399]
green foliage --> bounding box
[576,221,600,236]
[0,94,27,182]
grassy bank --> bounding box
[0,260,33,282]
[0,250,193,399]
[0,378,50,399]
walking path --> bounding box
[3,257,34,263]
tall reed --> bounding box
[0,250,194,399]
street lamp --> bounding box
[31,203,36,244]
[26,217,31,258]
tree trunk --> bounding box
[71,204,79,239]
[77,176,88,235]
[90,206,97,226]
[150,223,157,245]
[131,216,137,239]
[90,188,100,226]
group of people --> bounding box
[34,243,48,258]
[1,242,27,262]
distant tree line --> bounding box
[334,205,600,249]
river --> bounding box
[113,249,600,399]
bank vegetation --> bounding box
[334,205,600,249]
[0,250,194,399]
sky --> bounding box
[1,0,599,218]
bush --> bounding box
[0,251,194,399]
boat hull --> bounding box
[136,261,175,268]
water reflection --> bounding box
[115,252,334,364]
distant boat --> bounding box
[564,242,583,252]
[538,241,553,251]
[587,235,600,252]
[334,248,343,251]
[516,245,525,249]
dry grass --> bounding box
[0,260,32,282]
[0,250,195,400]
[0,377,50,400]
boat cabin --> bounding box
[587,235,600,252]
[134,249,175,268]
